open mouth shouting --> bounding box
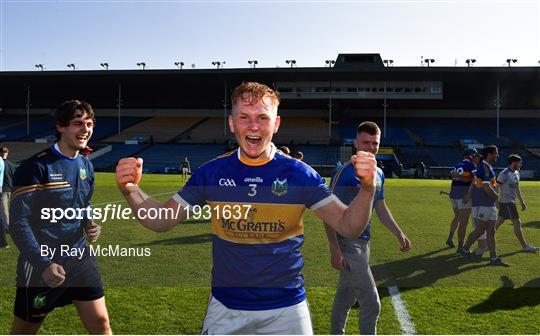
[246,135,262,148]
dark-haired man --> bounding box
[10,100,110,334]
[446,148,478,251]
[496,154,538,252]
[324,121,411,335]
[461,145,505,266]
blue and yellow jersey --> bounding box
[471,160,497,207]
[10,144,94,285]
[449,159,475,199]
[329,161,385,241]
[174,144,333,310]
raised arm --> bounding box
[116,158,187,232]
[315,151,376,238]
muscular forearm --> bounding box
[337,188,374,238]
[122,187,184,232]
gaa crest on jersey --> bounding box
[33,295,46,309]
[271,178,288,196]
[80,168,87,180]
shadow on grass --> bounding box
[468,276,540,313]
[132,233,212,246]
[523,221,540,229]
[373,247,489,298]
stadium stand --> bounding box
[0,115,55,141]
[105,117,202,143]
[0,115,30,131]
[272,118,329,145]
[181,118,233,144]
[499,118,540,146]
[404,118,506,146]
[0,115,147,142]
[90,144,148,171]
[135,144,226,173]
[293,145,341,166]
[0,141,50,164]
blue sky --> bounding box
[1,0,539,71]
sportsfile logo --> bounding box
[218,178,237,187]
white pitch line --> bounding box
[388,285,416,335]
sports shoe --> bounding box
[488,257,509,267]
[488,257,510,267]
[445,239,455,248]
[460,250,474,260]
[523,245,539,253]
[474,247,488,257]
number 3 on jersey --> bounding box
[248,184,257,197]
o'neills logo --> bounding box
[244,177,263,183]
[220,218,286,240]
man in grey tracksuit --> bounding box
[324,121,411,334]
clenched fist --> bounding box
[351,151,377,191]
[85,221,101,243]
[42,263,66,288]
[116,158,143,194]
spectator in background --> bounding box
[279,146,290,156]
[0,153,6,248]
[1,147,16,232]
[180,157,191,182]
[294,151,304,161]
[419,161,426,178]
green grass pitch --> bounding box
[0,174,538,334]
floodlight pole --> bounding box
[224,82,227,136]
[383,81,388,138]
[117,83,123,135]
[496,81,500,139]
[328,96,332,139]
[26,86,31,136]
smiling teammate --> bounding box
[115,82,378,334]
[10,100,110,334]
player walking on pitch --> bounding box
[495,154,538,252]
[461,145,505,266]
[446,148,478,252]
[324,121,411,335]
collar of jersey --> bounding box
[237,143,276,166]
[53,143,79,161]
